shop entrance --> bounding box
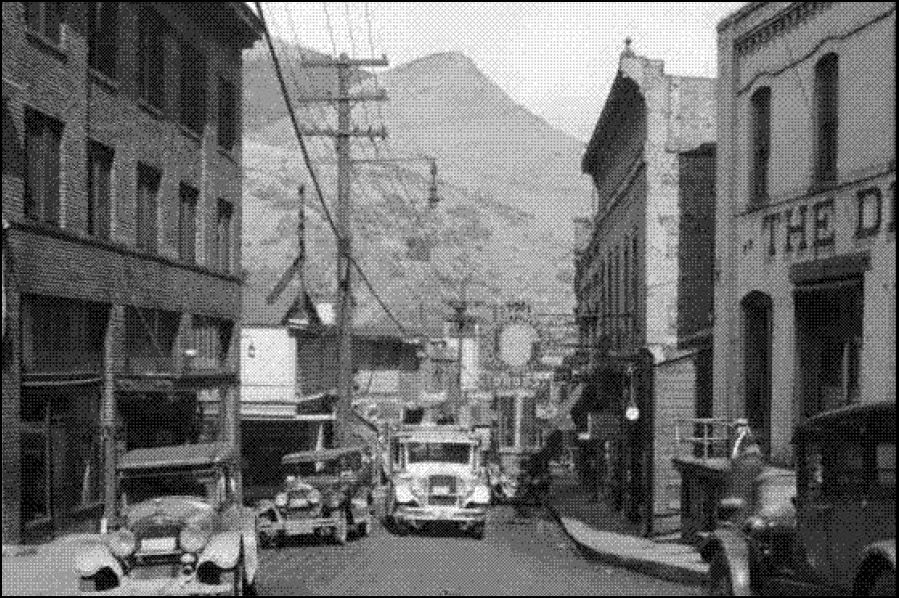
[20,384,102,541]
[742,291,773,453]
[795,278,863,417]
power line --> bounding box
[254,2,408,337]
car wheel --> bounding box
[334,512,349,545]
[470,523,486,540]
[870,569,896,597]
[708,552,735,596]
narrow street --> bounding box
[256,505,700,596]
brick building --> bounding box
[571,41,716,534]
[1,2,261,543]
[713,2,896,464]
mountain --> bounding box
[241,45,590,329]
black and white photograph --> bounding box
[1,2,895,595]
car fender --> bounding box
[854,539,897,594]
[74,544,123,580]
[701,527,754,596]
[198,531,243,571]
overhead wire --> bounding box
[255,1,409,336]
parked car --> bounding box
[702,402,896,596]
[74,442,258,596]
[386,424,491,539]
[255,446,374,547]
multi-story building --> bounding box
[714,2,896,463]
[572,41,716,534]
[1,2,261,543]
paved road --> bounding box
[255,504,702,596]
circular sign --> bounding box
[498,323,537,367]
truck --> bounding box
[386,422,491,539]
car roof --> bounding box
[118,442,235,471]
[793,401,895,443]
[281,445,366,465]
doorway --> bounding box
[795,278,863,417]
[742,292,773,454]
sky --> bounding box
[258,2,746,142]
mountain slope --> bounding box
[241,48,590,328]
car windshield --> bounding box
[406,442,471,464]
[119,470,214,505]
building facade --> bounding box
[1,2,261,543]
[573,42,716,533]
[714,2,896,464]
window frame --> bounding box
[25,2,65,45]
[137,7,166,111]
[136,164,160,254]
[87,140,113,239]
[24,109,63,226]
[217,76,238,151]
[749,86,772,206]
[178,183,199,264]
[179,40,207,135]
[813,53,839,188]
[87,2,118,80]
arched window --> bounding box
[750,87,772,205]
[814,53,839,186]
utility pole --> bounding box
[297,53,388,445]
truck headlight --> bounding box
[394,484,416,505]
[411,478,426,497]
[275,493,288,508]
[108,529,137,559]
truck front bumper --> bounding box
[394,504,487,525]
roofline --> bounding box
[717,2,767,33]
[229,2,264,40]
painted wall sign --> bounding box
[760,178,895,257]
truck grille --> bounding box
[429,475,457,494]
[427,496,459,507]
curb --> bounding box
[544,500,708,587]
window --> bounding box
[214,199,234,273]
[24,109,62,225]
[25,2,65,44]
[87,2,118,79]
[192,315,230,370]
[218,77,238,150]
[136,164,160,253]
[137,7,166,110]
[87,141,113,239]
[180,41,207,134]
[814,54,839,186]
[750,86,771,204]
[178,184,198,263]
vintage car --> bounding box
[255,446,374,547]
[491,448,551,505]
[75,442,258,596]
[703,402,896,596]
[387,424,491,539]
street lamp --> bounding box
[624,364,639,422]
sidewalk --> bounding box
[544,466,709,586]
[2,535,103,596]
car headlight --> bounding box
[275,492,288,508]
[107,529,137,559]
[179,527,209,554]
[744,516,769,534]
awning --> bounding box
[554,383,584,431]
